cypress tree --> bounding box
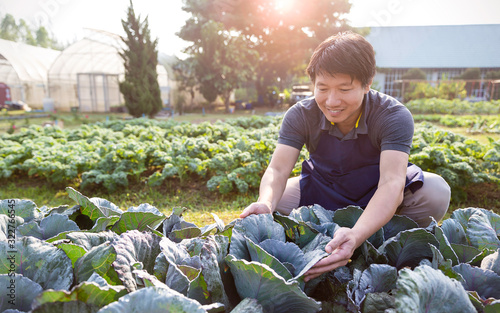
[119,0,162,118]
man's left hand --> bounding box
[304,227,359,282]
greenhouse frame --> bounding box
[0,38,60,109]
[48,29,170,112]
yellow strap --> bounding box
[355,112,362,128]
[331,112,362,128]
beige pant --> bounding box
[275,171,451,227]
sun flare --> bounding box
[274,0,295,12]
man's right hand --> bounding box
[239,200,273,218]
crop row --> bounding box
[0,116,294,194]
[0,116,499,201]
[411,123,500,201]
[405,99,500,115]
[413,114,500,134]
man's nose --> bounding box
[326,91,341,106]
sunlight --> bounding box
[274,0,295,13]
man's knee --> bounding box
[420,172,451,222]
[425,172,451,212]
[275,176,301,215]
[401,172,451,226]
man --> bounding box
[240,31,451,282]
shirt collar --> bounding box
[356,99,369,135]
[321,93,369,140]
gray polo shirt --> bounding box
[278,89,414,154]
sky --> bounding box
[1,0,499,57]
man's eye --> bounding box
[340,89,352,92]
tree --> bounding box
[455,68,481,98]
[119,0,162,118]
[172,56,197,114]
[178,12,257,112]
[35,26,51,48]
[197,20,257,112]
[19,19,36,46]
[0,14,19,41]
[0,14,63,49]
[401,68,428,101]
[180,0,352,105]
[402,68,427,80]
[485,70,500,80]
[456,68,481,80]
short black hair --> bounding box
[306,31,376,87]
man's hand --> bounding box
[239,200,273,218]
[304,227,359,282]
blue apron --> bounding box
[299,131,423,210]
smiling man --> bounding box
[240,31,451,281]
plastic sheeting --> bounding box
[48,29,170,112]
[48,30,169,112]
[0,38,60,108]
[0,29,171,112]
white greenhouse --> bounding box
[0,29,172,113]
[0,38,60,109]
[48,29,171,112]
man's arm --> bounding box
[304,149,408,281]
[350,149,408,243]
[240,144,300,217]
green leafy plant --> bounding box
[406,98,500,115]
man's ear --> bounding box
[364,78,374,93]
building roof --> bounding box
[365,24,500,69]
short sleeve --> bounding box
[277,105,306,151]
[378,106,414,154]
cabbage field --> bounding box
[0,116,499,201]
[1,115,500,312]
[1,190,499,312]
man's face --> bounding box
[314,73,370,134]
